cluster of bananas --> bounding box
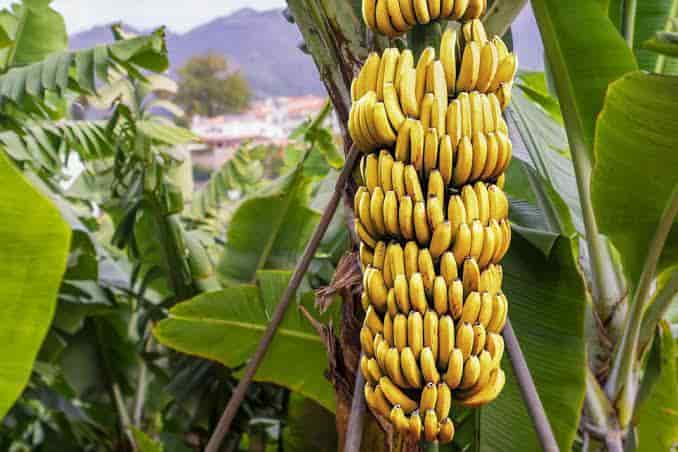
[349,13,516,445]
[362,0,487,37]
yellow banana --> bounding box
[440,251,458,284]
[364,383,391,418]
[438,314,455,368]
[447,195,467,240]
[444,348,464,388]
[368,268,389,312]
[376,48,398,100]
[404,165,424,202]
[456,41,480,93]
[404,241,419,279]
[361,89,381,148]
[478,224,496,268]
[383,190,400,236]
[386,347,410,387]
[486,332,504,367]
[436,382,452,419]
[393,313,408,351]
[488,92,507,133]
[398,0,417,26]
[477,291,494,328]
[414,201,431,246]
[482,132,499,179]
[474,182,490,225]
[394,274,411,312]
[462,184,479,222]
[380,376,418,413]
[409,119,424,172]
[459,91,472,138]
[430,221,453,259]
[394,48,414,90]
[390,404,410,435]
[452,222,472,265]
[433,276,448,315]
[418,248,436,295]
[446,98,462,146]
[457,368,505,407]
[359,242,374,269]
[355,218,377,248]
[452,0,470,20]
[429,61,448,134]
[413,0,431,24]
[383,242,394,287]
[470,131,488,182]
[379,150,394,191]
[424,409,439,442]
[407,310,424,358]
[415,47,435,103]
[394,119,411,163]
[487,292,505,333]
[386,0,410,33]
[440,0,454,18]
[383,312,394,345]
[423,127,439,175]
[375,335,389,368]
[400,67,419,118]
[409,272,428,313]
[490,54,517,93]
[464,0,487,19]
[460,355,481,389]
[362,0,378,35]
[456,322,474,360]
[423,310,439,361]
[359,189,378,237]
[401,346,423,388]
[364,153,379,193]
[461,290,481,324]
[362,291,371,310]
[387,288,398,317]
[462,256,481,294]
[438,135,454,185]
[497,173,506,189]
[420,347,440,383]
[426,196,445,230]
[427,0,440,19]
[361,325,375,357]
[383,82,406,131]
[480,93,494,133]
[471,323,487,355]
[469,91,484,136]
[372,241,387,269]
[489,219,504,264]
[409,410,423,440]
[452,136,473,186]
[389,242,405,278]
[391,161,406,201]
[420,382,438,411]
[367,357,383,382]
[370,187,387,236]
[427,170,445,203]
[448,279,464,319]
[498,219,511,261]
[494,130,512,177]
[420,93,435,131]
[360,354,374,384]
[477,40,499,92]
[438,417,455,443]
[398,195,415,240]
[372,102,397,145]
[439,28,457,94]
[357,52,381,98]
[469,220,485,261]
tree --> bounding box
[176,53,252,117]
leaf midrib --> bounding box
[167,314,322,343]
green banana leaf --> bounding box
[480,235,587,451]
[0,0,67,69]
[531,0,637,163]
[217,167,320,283]
[633,0,678,73]
[153,270,338,411]
[635,322,678,451]
[591,72,678,290]
[0,151,71,419]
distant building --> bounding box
[190,95,338,170]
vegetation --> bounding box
[176,53,252,118]
[0,0,676,451]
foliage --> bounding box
[175,53,251,117]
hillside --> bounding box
[70,7,543,98]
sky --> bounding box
[0,0,286,33]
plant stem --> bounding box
[605,186,678,414]
[422,441,439,452]
[623,0,637,49]
[655,0,678,74]
[584,369,612,431]
[204,147,361,452]
[638,272,678,351]
[344,360,367,452]
[483,0,529,38]
[503,320,559,452]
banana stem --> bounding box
[655,0,678,73]
[503,319,559,452]
[422,441,439,452]
[344,359,367,452]
[408,22,443,60]
[204,146,361,452]
[604,187,678,411]
[623,0,637,49]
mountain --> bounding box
[69,7,542,98]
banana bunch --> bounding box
[362,0,487,37]
[350,9,517,445]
